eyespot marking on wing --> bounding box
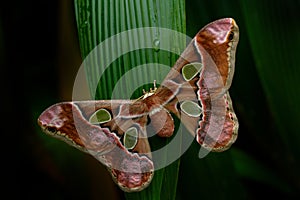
[180,100,202,117]
[89,108,112,124]
[182,62,202,81]
[123,127,138,150]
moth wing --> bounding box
[159,18,239,152]
[38,100,153,192]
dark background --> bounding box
[1,0,300,199]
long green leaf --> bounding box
[74,0,185,199]
[231,148,291,194]
[240,0,300,191]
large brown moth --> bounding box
[38,18,239,192]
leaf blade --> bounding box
[74,0,186,199]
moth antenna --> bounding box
[150,80,157,93]
[153,80,157,90]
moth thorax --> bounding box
[142,91,155,99]
[142,80,157,99]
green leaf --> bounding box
[240,0,300,191]
[74,0,185,199]
[178,141,246,200]
[231,148,291,194]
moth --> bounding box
[38,18,239,192]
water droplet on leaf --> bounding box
[153,39,160,52]
[80,21,89,29]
